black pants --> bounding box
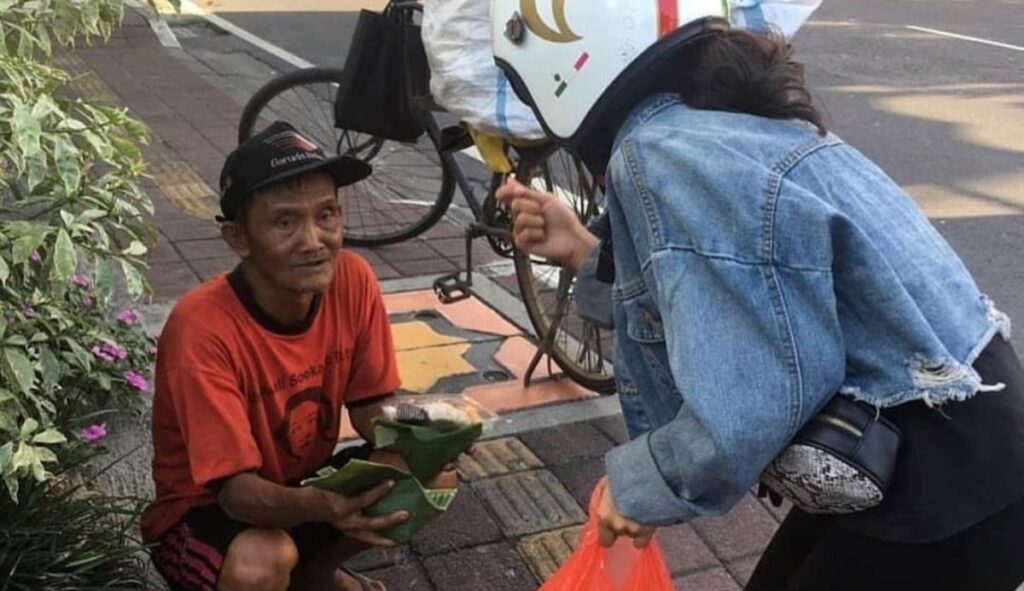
[745,495,1024,591]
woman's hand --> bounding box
[595,476,656,549]
[496,176,598,273]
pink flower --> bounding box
[124,370,148,391]
[92,341,126,363]
[81,296,94,310]
[79,424,107,442]
[117,308,138,326]
[30,250,42,264]
[21,305,36,318]
[71,274,90,288]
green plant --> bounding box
[0,1,163,499]
[0,443,149,591]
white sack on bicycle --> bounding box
[421,0,546,140]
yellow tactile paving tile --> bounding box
[397,343,475,393]
[384,290,520,337]
[391,321,467,352]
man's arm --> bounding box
[217,473,406,546]
[216,472,326,529]
[347,395,396,443]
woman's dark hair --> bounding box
[672,29,827,135]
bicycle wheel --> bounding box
[512,147,616,394]
[238,67,455,247]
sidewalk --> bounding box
[65,9,783,590]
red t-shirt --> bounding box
[141,252,400,542]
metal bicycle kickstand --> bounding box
[522,269,573,387]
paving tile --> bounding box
[421,220,466,240]
[148,160,208,184]
[176,238,235,261]
[674,567,742,591]
[390,257,457,277]
[691,494,778,562]
[345,246,389,267]
[473,470,586,537]
[591,414,631,445]
[343,547,413,572]
[146,261,199,300]
[128,98,177,119]
[518,525,583,583]
[423,542,537,591]
[458,437,543,482]
[384,290,441,314]
[392,321,467,351]
[375,240,443,263]
[464,379,593,415]
[364,557,433,591]
[495,336,555,379]
[435,296,521,337]
[411,489,502,556]
[548,456,605,510]
[146,237,183,265]
[155,218,222,242]
[426,236,497,264]
[396,343,475,393]
[725,554,762,587]
[188,256,238,281]
[155,183,219,220]
[657,524,720,576]
[519,421,615,466]
[384,290,521,337]
[370,262,401,281]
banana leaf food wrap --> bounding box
[301,402,483,543]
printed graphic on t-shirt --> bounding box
[274,386,335,460]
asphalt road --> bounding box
[183,0,1024,331]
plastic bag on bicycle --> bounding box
[421,0,546,141]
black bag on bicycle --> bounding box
[334,7,430,142]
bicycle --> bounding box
[237,3,614,394]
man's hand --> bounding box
[595,477,656,549]
[496,176,598,273]
[310,481,409,547]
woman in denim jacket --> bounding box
[493,6,1024,590]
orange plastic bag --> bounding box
[539,482,674,591]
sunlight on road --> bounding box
[828,83,1024,219]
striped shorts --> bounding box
[151,502,339,591]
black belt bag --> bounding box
[760,395,902,514]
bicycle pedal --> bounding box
[433,273,471,304]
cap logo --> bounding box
[521,0,581,43]
[269,152,321,169]
[264,130,320,153]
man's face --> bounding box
[229,171,343,295]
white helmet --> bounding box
[491,0,730,144]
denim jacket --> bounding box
[592,95,1011,526]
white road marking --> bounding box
[905,25,1024,53]
[126,0,182,48]
[178,0,316,67]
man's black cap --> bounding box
[217,121,372,221]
